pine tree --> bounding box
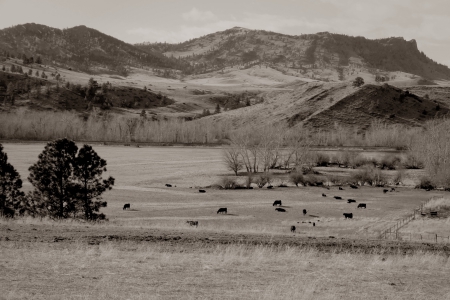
[214,103,221,114]
[35,70,39,77]
[36,56,42,64]
[73,145,114,220]
[0,144,25,217]
[2,65,5,71]
[28,139,79,218]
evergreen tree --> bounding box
[35,70,39,77]
[214,103,221,114]
[0,144,25,218]
[28,69,32,76]
[1,65,5,71]
[36,56,42,64]
[10,65,16,73]
[73,145,114,220]
[28,138,79,218]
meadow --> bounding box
[1,142,450,299]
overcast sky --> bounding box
[0,0,449,66]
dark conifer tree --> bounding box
[0,144,25,218]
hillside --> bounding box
[139,27,450,81]
[208,81,449,131]
[0,23,188,75]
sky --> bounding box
[0,0,449,66]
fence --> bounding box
[379,196,448,243]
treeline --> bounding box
[0,139,114,219]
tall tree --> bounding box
[73,145,114,220]
[0,144,25,217]
[28,138,78,218]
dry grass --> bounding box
[1,240,450,300]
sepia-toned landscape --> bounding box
[1,1,450,299]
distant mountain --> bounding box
[0,23,187,75]
[138,27,450,80]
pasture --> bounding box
[2,143,450,300]
[2,143,443,238]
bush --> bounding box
[403,153,424,169]
[327,174,346,186]
[392,169,405,185]
[379,154,401,170]
[315,152,330,167]
[220,177,239,189]
[416,177,435,190]
[255,173,273,188]
[350,165,388,186]
[289,171,304,187]
[304,174,325,186]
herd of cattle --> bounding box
[121,183,398,233]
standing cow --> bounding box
[123,203,130,210]
[357,203,366,209]
[217,208,227,214]
[291,225,296,233]
[303,209,307,216]
[343,213,353,219]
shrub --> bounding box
[403,153,424,169]
[304,174,325,186]
[379,154,401,170]
[350,165,387,186]
[416,177,434,190]
[255,173,273,188]
[315,152,330,167]
[392,169,405,185]
[245,174,253,188]
[289,171,304,187]
[327,174,346,186]
[220,177,239,189]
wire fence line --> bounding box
[379,196,449,243]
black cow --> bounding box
[322,193,327,197]
[100,201,108,207]
[357,203,366,209]
[347,199,356,203]
[303,209,307,216]
[187,221,198,227]
[273,200,282,206]
[339,187,344,190]
[123,203,130,210]
[350,184,358,189]
[165,184,172,187]
[391,188,396,192]
[343,213,353,219]
[275,208,286,212]
[334,196,342,200]
[267,185,274,189]
[313,222,315,227]
[199,189,206,193]
[217,208,227,214]
[383,189,389,193]
[291,225,296,233]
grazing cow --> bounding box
[339,187,344,190]
[383,189,389,193]
[350,184,358,189]
[165,184,172,187]
[186,221,198,227]
[217,208,227,214]
[199,189,206,193]
[343,213,353,219]
[347,199,356,203]
[391,188,396,192]
[322,193,327,197]
[303,209,307,216]
[275,208,286,212]
[334,196,342,200]
[123,203,130,210]
[291,225,296,233]
[267,185,274,189]
[357,203,366,209]
[273,200,282,206]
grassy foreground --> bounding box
[1,239,450,300]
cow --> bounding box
[186,221,198,227]
[217,208,227,214]
[291,225,296,233]
[273,200,282,206]
[267,185,274,189]
[123,203,130,210]
[347,199,356,203]
[334,196,342,200]
[350,184,358,189]
[100,201,108,207]
[343,213,353,219]
[322,193,327,197]
[199,189,206,193]
[303,209,307,216]
[383,189,389,193]
[339,187,344,190]
[275,208,286,212]
[165,184,172,187]
[357,203,366,209]
[391,188,396,192]
[313,222,315,227]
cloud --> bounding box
[182,7,217,22]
